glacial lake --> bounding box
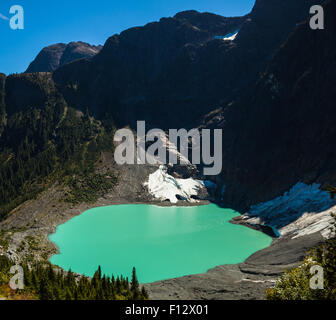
[49,204,272,283]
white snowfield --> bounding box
[144,165,205,204]
[223,30,239,41]
[241,182,336,239]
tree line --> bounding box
[0,257,148,300]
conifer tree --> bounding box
[131,267,139,292]
[141,286,149,300]
[131,267,141,299]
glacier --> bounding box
[144,165,206,204]
[241,182,336,239]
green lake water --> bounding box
[49,204,272,283]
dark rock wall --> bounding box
[216,0,336,211]
[49,1,319,130]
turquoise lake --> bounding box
[49,204,272,283]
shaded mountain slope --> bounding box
[210,0,336,211]
[52,0,318,129]
[2,0,318,130]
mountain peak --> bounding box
[26,41,102,73]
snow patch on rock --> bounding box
[243,182,335,239]
[214,30,239,41]
[281,206,335,239]
[223,30,239,41]
[144,165,205,204]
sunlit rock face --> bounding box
[26,42,102,73]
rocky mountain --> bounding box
[0,0,332,219]
[207,0,336,212]
[2,0,319,129]
[51,0,319,129]
[25,41,102,73]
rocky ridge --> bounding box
[25,42,102,73]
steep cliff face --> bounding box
[51,0,318,129]
[233,0,322,74]
[52,11,247,128]
[25,42,102,73]
[213,0,336,211]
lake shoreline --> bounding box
[46,197,276,262]
[0,185,275,266]
[38,198,325,300]
[48,202,273,284]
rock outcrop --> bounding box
[25,42,102,73]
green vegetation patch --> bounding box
[266,213,336,300]
[0,256,148,300]
[0,98,117,220]
[65,172,117,204]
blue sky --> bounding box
[0,0,255,75]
